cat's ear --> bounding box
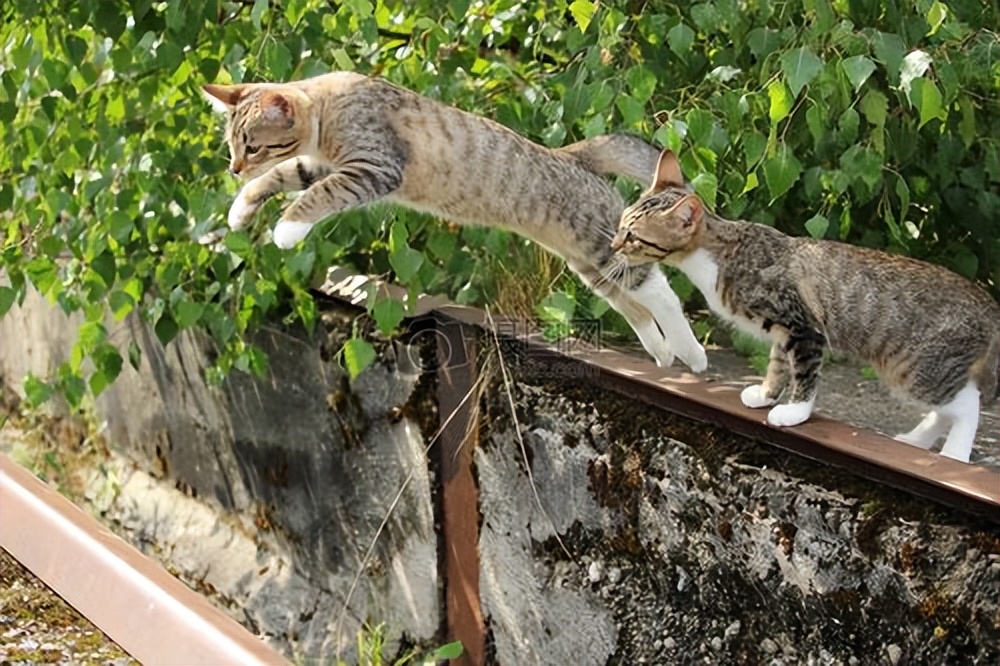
[652,150,685,192]
[202,83,249,112]
[672,194,704,229]
[260,91,295,127]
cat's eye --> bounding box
[241,130,259,155]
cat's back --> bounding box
[790,238,998,359]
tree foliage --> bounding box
[1,0,997,402]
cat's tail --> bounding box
[558,134,659,184]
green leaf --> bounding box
[264,41,292,79]
[958,96,975,148]
[841,55,876,92]
[537,290,576,327]
[872,31,905,85]
[860,90,888,127]
[250,0,268,29]
[910,78,944,128]
[24,373,54,407]
[767,81,792,124]
[780,47,824,97]
[666,23,695,58]
[691,173,718,209]
[224,231,252,255]
[568,0,595,33]
[372,296,404,335]
[331,48,354,71]
[343,338,376,379]
[625,65,656,104]
[286,247,315,281]
[389,246,424,284]
[108,290,134,321]
[926,1,948,36]
[63,35,88,66]
[763,143,802,201]
[895,176,911,226]
[128,340,142,370]
[425,641,464,661]
[154,315,180,346]
[742,132,767,168]
[0,286,16,316]
[804,214,829,239]
[174,299,205,329]
[285,0,311,27]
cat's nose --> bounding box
[229,159,244,176]
[610,231,625,251]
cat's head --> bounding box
[203,82,313,180]
[611,150,705,265]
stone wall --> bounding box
[475,369,1000,665]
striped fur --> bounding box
[203,73,708,371]
[612,150,1000,462]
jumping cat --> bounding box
[202,72,707,372]
[610,149,999,463]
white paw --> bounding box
[937,445,971,464]
[894,431,938,450]
[228,194,258,230]
[652,347,675,369]
[766,401,813,427]
[681,344,708,373]
[272,220,314,249]
[741,384,776,409]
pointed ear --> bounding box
[260,91,295,127]
[672,194,704,229]
[652,150,685,191]
[202,83,249,112]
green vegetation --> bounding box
[323,623,462,666]
[1,0,996,401]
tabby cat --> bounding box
[202,72,707,372]
[611,150,1000,463]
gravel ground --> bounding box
[0,549,137,666]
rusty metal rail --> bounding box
[0,454,291,666]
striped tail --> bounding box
[557,134,659,184]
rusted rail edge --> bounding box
[0,454,291,666]
[318,268,1000,524]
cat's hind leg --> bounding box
[742,341,790,409]
[895,411,950,449]
[936,381,980,463]
[631,269,708,372]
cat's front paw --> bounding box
[766,401,814,427]
[272,220,314,249]
[681,344,708,373]
[228,194,259,230]
[741,384,776,409]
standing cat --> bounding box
[611,150,999,463]
[202,72,707,372]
